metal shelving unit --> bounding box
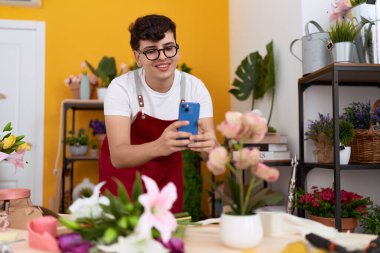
[60,99,104,213]
[297,63,380,230]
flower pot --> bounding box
[220,213,263,249]
[70,82,81,99]
[68,145,88,156]
[331,42,355,63]
[309,214,357,233]
[340,146,351,165]
[97,88,107,101]
[89,148,98,158]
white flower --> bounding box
[98,232,168,253]
[69,181,110,219]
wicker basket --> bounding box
[350,100,380,163]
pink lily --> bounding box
[330,0,351,21]
[7,150,26,170]
[0,152,9,162]
[137,176,177,243]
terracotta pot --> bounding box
[309,214,357,232]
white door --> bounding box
[0,20,45,205]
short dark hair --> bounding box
[129,14,176,51]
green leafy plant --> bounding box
[360,205,380,235]
[86,56,117,88]
[327,119,355,146]
[229,41,275,124]
[89,139,97,149]
[294,186,372,218]
[350,0,366,7]
[66,128,89,146]
[329,20,361,43]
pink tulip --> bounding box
[252,163,279,182]
[232,148,260,169]
[207,147,228,175]
[241,111,268,142]
[137,176,177,243]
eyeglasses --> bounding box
[138,44,179,61]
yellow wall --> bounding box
[0,0,230,210]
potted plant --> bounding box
[305,113,334,163]
[66,128,89,156]
[89,119,106,149]
[360,205,380,235]
[328,20,361,62]
[86,56,128,101]
[207,110,282,249]
[327,119,355,164]
[89,139,98,157]
[294,186,372,232]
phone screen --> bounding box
[178,102,200,135]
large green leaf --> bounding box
[229,40,275,111]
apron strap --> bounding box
[180,72,186,103]
[134,70,187,118]
[134,70,146,119]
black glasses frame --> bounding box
[138,44,180,61]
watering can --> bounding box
[290,21,332,76]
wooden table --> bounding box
[3,225,378,252]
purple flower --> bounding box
[89,119,106,135]
[57,233,94,253]
[158,237,185,253]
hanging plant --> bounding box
[229,41,276,125]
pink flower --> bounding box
[87,73,98,85]
[252,163,279,182]
[207,147,228,175]
[217,112,243,139]
[232,148,260,169]
[240,110,268,142]
[137,176,177,243]
[0,152,9,162]
[7,150,26,170]
[330,0,351,21]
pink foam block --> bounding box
[27,216,60,252]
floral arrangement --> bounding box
[89,119,106,135]
[64,62,98,87]
[66,128,89,146]
[86,56,128,88]
[304,113,333,142]
[294,186,372,218]
[341,101,372,129]
[330,0,351,22]
[0,122,30,169]
[206,110,282,215]
[59,173,184,253]
[360,205,380,235]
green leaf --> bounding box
[15,135,25,141]
[58,217,81,230]
[3,122,12,132]
[115,178,130,204]
[132,172,143,203]
[85,60,98,76]
[225,174,241,213]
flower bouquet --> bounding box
[206,110,282,248]
[0,122,30,170]
[64,62,98,99]
[59,173,184,253]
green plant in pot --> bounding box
[328,20,362,62]
[329,119,355,164]
[86,56,117,88]
[229,41,276,131]
[66,128,89,156]
[360,205,380,235]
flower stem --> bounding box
[243,171,256,213]
[227,162,244,215]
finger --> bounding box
[170,120,189,130]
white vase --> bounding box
[97,88,107,101]
[340,146,351,165]
[220,213,263,249]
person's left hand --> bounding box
[187,120,218,153]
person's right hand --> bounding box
[156,120,192,156]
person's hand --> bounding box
[156,120,192,156]
[188,120,218,153]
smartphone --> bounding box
[178,102,200,135]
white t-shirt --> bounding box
[104,68,213,122]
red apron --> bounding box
[99,113,184,213]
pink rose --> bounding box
[217,112,243,139]
[207,147,228,175]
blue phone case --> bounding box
[178,102,200,135]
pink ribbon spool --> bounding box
[0,188,30,201]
